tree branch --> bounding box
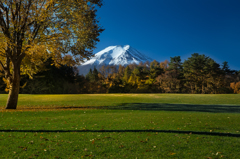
[20,0,32,32]
[0,1,5,10]
[0,2,8,33]
[0,60,4,71]
[17,52,25,64]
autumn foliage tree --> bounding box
[230,82,240,94]
[0,0,103,109]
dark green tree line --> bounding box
[0,53,239,94]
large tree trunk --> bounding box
[5,64,21,109]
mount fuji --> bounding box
[78,45,153,75]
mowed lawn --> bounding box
[1,94,240,107]
[0,94,240,158]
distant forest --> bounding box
[0,53,239,94]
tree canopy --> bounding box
[0,0,103,109]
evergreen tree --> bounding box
[183,53,222,94]
[149,60,163,79]
[92,67,99,83]
[21,58,77,94]
[86,69,93,81]
[168,56,183,71]
[164,56,183,92]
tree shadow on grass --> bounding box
[105,103,240,113]
[1,103,239,113]
[25,103,239,113]
[0,129,239,137]
[1,103,240,137]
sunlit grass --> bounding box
[0,109,240,158]
[0,94,240,108]
[0,94,240,158]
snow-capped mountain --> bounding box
[78,45,153,75]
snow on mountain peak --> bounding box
[78,45,153,75]
[123,45,130,50]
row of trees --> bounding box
[85,53,239,94]
[1,53,239,94]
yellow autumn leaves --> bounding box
[0,0,103,77]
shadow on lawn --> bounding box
[105,103,240,113]
[1,103,240,113]
[29,103,239,113]
[0,129,239,137]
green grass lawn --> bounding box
[1,94,240,107]
[0,94,240,158]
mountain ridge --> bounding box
[78,45,153,75]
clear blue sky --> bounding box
[95,0,240,70]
